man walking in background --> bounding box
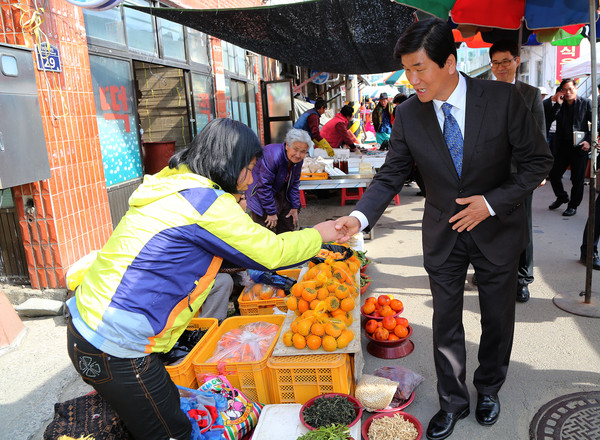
[489,39,547,303]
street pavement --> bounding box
[1,179,600,440]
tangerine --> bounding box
[325,321,344,338]
[286,296,298,311]
[325,296,340,312]
[282,330,294,347]
[388,334,400,341]
[335,284,350,300]
[365,296,378,305]
[252,283,263,295]
[276,289,286,298]
[310,299,321,310]
[390,299,404,311]
[297,318,313,337]
[374,327,390,341]
[377,295,391,307]
[297,299,310,314]
[397,317,409,328]
[291,283,303,298]
[292,333,306,349]
[241,292,252,302]
[302,288,317,302]
[340,297,355,312]
[317,287,329,300]
[337,330,354,348]
[306,334,322,350]
[260,288,274,300]
[311,322,325,336]
[322,335,337,352]
[379,305,395,317]
[362,302,376,315]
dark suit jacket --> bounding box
[548,96,593,149]
[515,81,546,135]
[355,75,553,266]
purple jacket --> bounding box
[246,143,303,216]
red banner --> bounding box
[556,46,580,83]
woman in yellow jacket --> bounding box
[66,118,347,440]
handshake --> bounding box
[312,216,362,244]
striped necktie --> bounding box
[441,102,463,177]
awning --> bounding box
[126,0,416,74]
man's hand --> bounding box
[265,214,278,229]
[553,91,564,105]
[313,220,352,243]
[449,195,490,232]
[286,209,299,228]
[580,140,591,151]
[334,216,361,242]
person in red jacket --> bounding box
[320,105,359,151]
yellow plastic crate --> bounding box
[166,317,218,388]
[238,291,288,316]
[192,315,285,403]
[267,353,354,404]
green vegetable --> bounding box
[302,395,357,428]
[354,250,369,266]
[360,274,371,287]
[296,424,352,440]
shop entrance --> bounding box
[133,61,194,173]
[0,189,29,284]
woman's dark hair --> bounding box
[393,93,408,105]
[394,17,457,69]
[168,118,263,193]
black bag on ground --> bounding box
[43,391,133,440]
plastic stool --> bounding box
[393,194,400,205]
[299,190,306,208]
[341,187,364,206]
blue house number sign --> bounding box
[35,42,62,72]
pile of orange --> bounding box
[282,251,361,351]
[240,283,286,301]
[361,295,403,318]
[365,315,410,341]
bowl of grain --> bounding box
[361,410,422,440]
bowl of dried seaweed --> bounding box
[300,393,363,431]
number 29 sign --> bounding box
[35,42,62,73]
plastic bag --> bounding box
[239,282,286,302]
[247,270,296,291]
[205,321,279,363]
[374,366,424,403]
[355,374,399,412]
[199,375,263,440]
[178,386,227,440]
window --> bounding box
[83,7,125,46]
[124,1,156,55]
[188,29,209,65]
[536,60,543,87]
[191,73,215,133]
[159,18,186,61]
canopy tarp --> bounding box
[126,0,416,74]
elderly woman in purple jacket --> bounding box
[246,129,311,233]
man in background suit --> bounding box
[335,18,552,440]
[489,40,547,303]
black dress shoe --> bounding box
[562,207,577,216]
[517,285,530,303]
[580,252,600,270]
[475,394,500,426]
[549,197,569,210]
[426,407,470,440]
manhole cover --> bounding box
[530,391,600,440]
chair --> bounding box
[341,187,364,206]
[299,190,306,208]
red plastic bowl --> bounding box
[300,393,363,430]
[365,325,413,346]
[362,411,423,440]
[360,258,371,273]
[374,391,415,413]
[360,281,371,295]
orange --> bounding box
[374,327,389,341]
[394,325,409,338]
[252,283,263,296]
[297,299,310,314]
[388,334,400,341]
[286,296,298,311]
[397,317,409,328]
[337,330,354,349]
[379,305,395,317]
[290,319,300,334]
[340,297,355,312]
[317,287,329,300]
[311,322,325,336]
[310,299,321,310]
[260,287,274,300]
[335,284,350,300]
[276,289,286,298]
[302,288,317,302]
[306,334,322,350]
[322,335,337,352]
[282,330,294,347]
[241,292,252,302]
[346,260,359,275]
[292,333,306,349]
[365,296,378,306]
[390,299,404,311]
[297,318,313,337]
[362,302,376,315]
[291,283,303,298]
[326,279,341,293]
[325,296,340,312]
[337,311,353,328]
[325,321,344,338]
[382,316,396,331]
[377,295,391,307]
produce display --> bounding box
[354,374,399,412]
[296,424,354,440]
[205,321,280,363]
[367,413,419,440]
[301,395,359,428]
[282,250,361,352]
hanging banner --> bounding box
[556,46,580,83]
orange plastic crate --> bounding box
[300,172,328,180]
[192,315,285,403]
[238,291,288,316]
[165,317,218,388]
[267,353,354,404]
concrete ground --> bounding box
[2,179,600,440]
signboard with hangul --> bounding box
[556,46,580,83]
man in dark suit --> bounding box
[489,40,547,303]
[547,78,593,216]
[335,18,552,440]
